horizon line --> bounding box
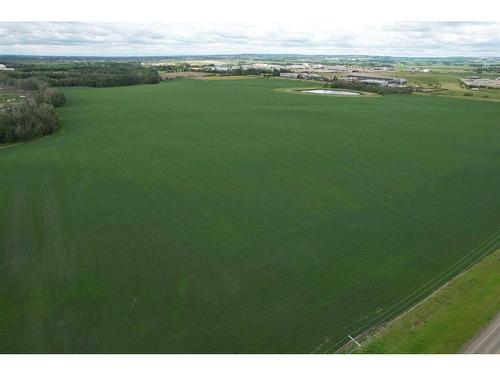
[2,53,500,59]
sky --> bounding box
[1,21,499,57]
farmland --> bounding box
[0,78,499,353]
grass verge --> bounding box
[351,248,500,353]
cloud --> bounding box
[0,21,499,56]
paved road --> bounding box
[461,312,500,354]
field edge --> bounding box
[342,247,500,353]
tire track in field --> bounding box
[38,176,78,351]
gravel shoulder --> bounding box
[460,312,500,354]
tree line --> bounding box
[0,77,66,144]
[2,61,161,87]
[473,66,500,74]
[324,78,414,95]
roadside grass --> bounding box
[352,248,500,354]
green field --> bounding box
[1,78,499,353]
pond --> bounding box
[301,89,361,96]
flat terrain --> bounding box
[1,78,499,353]
[355,249,500,353]
[375,71,500,101]
[331,69,500,101]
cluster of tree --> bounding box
[156,64,178,72]
[0,76,66,106]
[324,79,414,95]
[2,62,161,87]
[473,66,500,74]
[0,75,47,90]
[0,100,61,143]
[204,67,281,76]
[46,70,160,87]
[0,77,66,143]
[156,63,200,72]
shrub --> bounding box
[0,101,60,143]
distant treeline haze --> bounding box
[3,61,161,87]
[325,78,414,95]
